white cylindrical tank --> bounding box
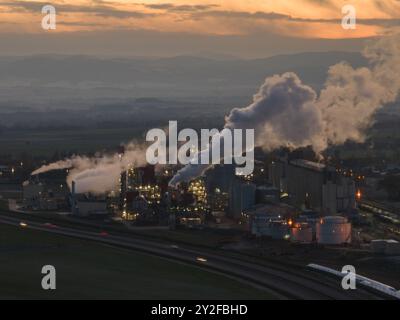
[316,216,351,245]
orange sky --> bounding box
[0,0,399,38]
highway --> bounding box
[0,214,388,300]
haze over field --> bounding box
[0,52,366,112]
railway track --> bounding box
[0,213,386,300]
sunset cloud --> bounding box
[0,0,399,38]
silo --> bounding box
[316,216,351,245]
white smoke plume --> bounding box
[170,34,400,186]
[32,142,147,194]
[31,156,91,176]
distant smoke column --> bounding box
[319,34,400,145]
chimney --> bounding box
[71,180,77,215]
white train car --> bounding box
[307,263,400,300]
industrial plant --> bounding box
[1,7,400,300]
[13,146,397,252]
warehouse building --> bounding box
[228,179,256,219]
[269,159,356,215]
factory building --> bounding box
[205,164,236,194]
[207,188,229,213]
[23,179,66,211]
[167,177,209,228]
[179,213,203,228]
[70,181,108,217]
[269,159,356,215]
[243,203,353,245]
[371,239,400,255]
[228,180,256,219]
[0,165,13,178]
[122,195,157,222]
[74,198,108,217]
[23,179,44,205]
[255,185,280,204]
[290,223,313,243]
[188,178,208,210]
[248,213,290,239]
[118,165,164,223]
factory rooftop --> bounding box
[290,159,333,172]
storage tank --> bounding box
[290,223,313,243]
[316,216,351,245]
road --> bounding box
[0,213,388,300]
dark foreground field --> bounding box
[0,224,273,299]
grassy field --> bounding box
[0,224,274,300]
[134,227,244,248]
[0,127,147,157]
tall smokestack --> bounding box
[71,180,77,215]
[120,171,127,211]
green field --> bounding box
[0,127,147,157]
[0,224,274,300]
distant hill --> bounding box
[0,52,367,109]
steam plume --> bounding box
[32,142,147,194]
[170,34,400,186]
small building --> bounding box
[290,223,313,243]
[371,239,400,255]
[179,214,203,228]
[75,198,108,217]
[22,179,66,211]
[70,181,109,217]
[249,213,289,239]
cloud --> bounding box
[141,3,219,12]
[1,1,399,41]
[189,9,400,28]
[0,0,156,19]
